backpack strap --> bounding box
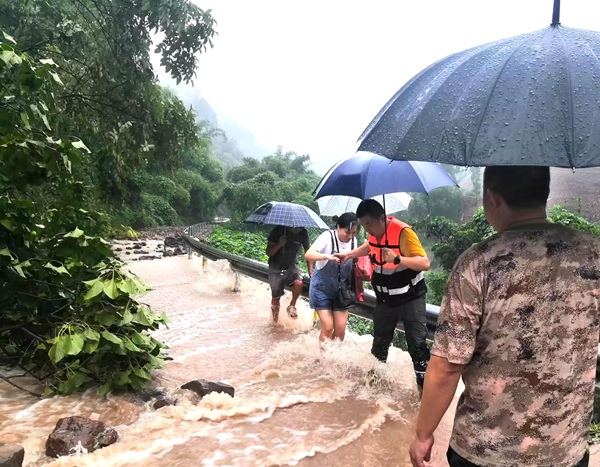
[328,230,336,255]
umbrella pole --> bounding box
[383,194,389,247]
[551,0,560,26]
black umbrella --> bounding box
[358,0,600,168]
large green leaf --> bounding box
[62,334,84,355]
[64,227,84,238]
[44,262,70,275]
[103,279,119,299]
[83,328,100,341]
[83,279,104,300]
[48,342,66,363]
[101,330,122,344]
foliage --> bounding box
[347,315,409,350]
[0,0,221,226]
[548,205,600,238]
[221,148,321,219]
[0,35,168,396]
[209,224,269,263]
[419,205,600,274]
[415,208,494,272]
[403,165,471,223]
[424,270,449,306]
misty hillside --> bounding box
[549,167,600,221]
[156,71,272,169]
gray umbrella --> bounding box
[358,0,600,168]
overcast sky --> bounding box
[190,0,600,174]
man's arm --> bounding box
[266,238,285,257]
[302,231,315,276]
[337,241,370,261]
[409,253,482,467]
[266,227,286,257]
[417,356,464,438]
[409,357,464,467]
[394,254,430,271]
[391,228,430,271]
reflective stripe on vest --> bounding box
[374,271,424,296]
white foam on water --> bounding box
[1,257,424,467]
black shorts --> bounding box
[268,265,302,298]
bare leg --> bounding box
[316,310,334,341]
[289,279,303,307]
[271,296,281,323]
[332,310,349,341]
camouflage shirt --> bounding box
[432,223,600,467]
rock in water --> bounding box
[181,380,235,399]
[45,416,118,458]
[164,236,182,248]
[0,443,24,467]
[153,397,177,410]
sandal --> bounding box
[271,305,280,323]
[286,305,298,319]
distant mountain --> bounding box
[155,71,272,168]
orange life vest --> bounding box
[367,217,426,304]
[368,217,411,274]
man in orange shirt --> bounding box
[338,199,431,390]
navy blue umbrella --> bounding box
[358,1,600,168]
[313,153,457,203]
[244,201,329,229]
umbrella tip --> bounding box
[551,0,560,26]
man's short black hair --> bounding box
[356,199,386,219]
[483,166,550,210]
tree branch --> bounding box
[58,93,145,122]
[0,374,42,398]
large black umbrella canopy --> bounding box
[358,1,600,168]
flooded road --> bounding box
[2,255,595,466]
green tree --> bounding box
[0,35,168,396]
[222,148,321,219]
[0,0,219,212]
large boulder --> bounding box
[181,380,235,399]
[0,443,24,467]
[45,416,118,458]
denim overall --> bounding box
[309,231,354,311]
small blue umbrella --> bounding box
[244,201,329,229]
[314,153,458,204]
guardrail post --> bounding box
[187,246,192,259]
[233,273,241,293]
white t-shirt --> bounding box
[310,230,355,271]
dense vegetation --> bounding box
[0,1,323,396]
[416,204,600,305]
[0,34,168,395]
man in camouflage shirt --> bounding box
[410,166,599,467]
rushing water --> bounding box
[1,255,463,467]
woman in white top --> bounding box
[304,213,358,341]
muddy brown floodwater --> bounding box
[1,255,598,466]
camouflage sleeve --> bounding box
[431,251,483,365]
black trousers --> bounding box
[447,446,590,467]
[371,296,430,385]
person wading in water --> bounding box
[305,213,359,342]
[266,225,311,323]
[336,200,431,392]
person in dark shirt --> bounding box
[266,225,312,323]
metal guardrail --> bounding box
[182,223,600,395]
